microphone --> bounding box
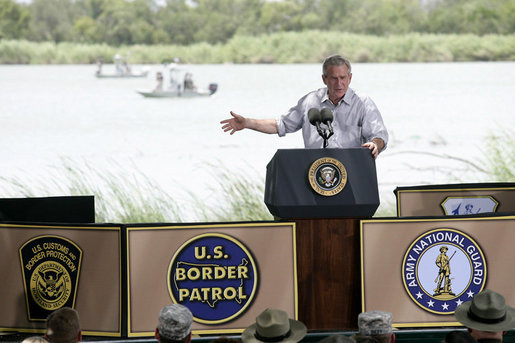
[320,108,334,134]
[307,108,324,137]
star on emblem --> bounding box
[456,299,463,306]
[467,290,475,298]
[416,292,423,299]
[442,303,449,310]
[427,300,434,307]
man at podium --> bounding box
[220,55,388,159]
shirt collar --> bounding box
[322,88,352,106]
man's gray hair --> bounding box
[322,55,352,76]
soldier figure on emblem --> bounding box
[434,246,455,296]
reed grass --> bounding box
[1,32,514,64]
[0,159,184,223]
[187,163,273,222]
[0,130,512,223]
[0,159,272,223]
[481,130,515,182]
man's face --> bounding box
[322,64,352,102]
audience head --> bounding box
[354,311,394,343]
[352,338,382,343]
[454,289,515,341]
[210,337,241,343]
[241,308,307,343]
[443,330,475,343]
[156,304,193,343]
[318,334,355,343]
[45,307,81,343]
[21,336,49,343]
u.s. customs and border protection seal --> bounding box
[401,228,487,315]
[19,235,82,321]
[308,157,347,196]
[168,233,258,325]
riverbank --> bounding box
[1,31,514,64]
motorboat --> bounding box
[96,70,149,78]
[136,64,218,98]
[137,84,218,98]
[95,54,149,78]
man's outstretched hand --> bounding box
[220,111,246,135]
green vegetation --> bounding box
[1,0,514,45]
[1,0,514,64]
[188,163,273,222]
[1,32,514,64]
[481,130,515,182]
[1,0,513,64]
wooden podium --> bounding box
[265,148,379,330]
[293,217,361,330]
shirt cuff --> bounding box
[276,118,286,137]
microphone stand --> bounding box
[320,130,334,149]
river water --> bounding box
[0,62,513,219]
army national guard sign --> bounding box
[402,228,487,315]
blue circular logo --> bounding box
[168,233,258,324]
[402,228,487,314]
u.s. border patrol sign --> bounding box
[168,233,258,324]
[401,228,487,314]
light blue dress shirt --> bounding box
[276,87,388,150]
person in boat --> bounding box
[123,61,131,75]
[220,54,388,159]
[154,72,164,93]
[114,55,124,75]
[184,72,195,90]
[95,57,103,76]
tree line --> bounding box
[1,0,514,46]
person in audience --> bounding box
[318,334,356,343]
[155,304,193,343]
[210,336,241,343]
[241,308,307,343]
[352,311,395,343]
[21,336,49,343]
[443,330,476,343]
[352,338,383,343]
[45,307,81,343]
[454,289,515,342]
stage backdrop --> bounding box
[395,183,515,217]
[126,222,298,337]
[0,223,123,336]
[360,215,515,328]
